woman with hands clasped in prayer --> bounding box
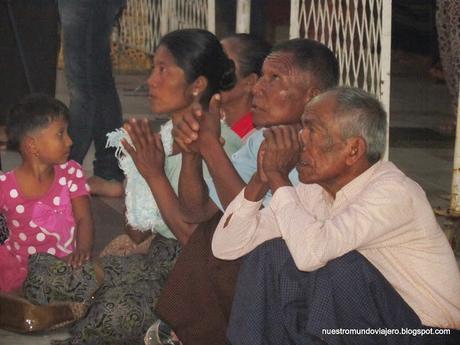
[119,28,242,246]
[115,32,270,251]
[219,34,271,141]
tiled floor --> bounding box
[1,51,459,344]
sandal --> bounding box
[144,320,182,345]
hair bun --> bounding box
[219,58,236,91]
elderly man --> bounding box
[154,39,339,345]
[213,87,460,345]
[172,38,338,215]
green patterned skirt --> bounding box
[23,235,181,345]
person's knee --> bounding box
[323,250,366,272]
[241,238,293,275]
[254,237,287,254]
[321,250,389,292]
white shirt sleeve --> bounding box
[212,188,281,260]
[270,182,414,271]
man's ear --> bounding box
[303,87,321,105]
[191,76,208,98]
[345,136,367,166]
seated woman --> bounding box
[102,32,271,255]
[110,28,243,247]
[22,29,241,345]
[220,33,271,141]
[146,34,271,345]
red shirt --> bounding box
[231,112,254,139]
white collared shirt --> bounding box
[212,161,460,329]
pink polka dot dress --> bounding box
[0,160,89,292]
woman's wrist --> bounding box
[145,170,168,185]
[200,135,225,161]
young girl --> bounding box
[0,94,94,292]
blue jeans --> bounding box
[58,0,126,181]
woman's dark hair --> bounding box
[158,29,236,105]
[222,33,271,78]
[6,93,69,151]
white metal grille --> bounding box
[165,0,209,32]
[290,0,391,158]
[116,0,213,55]
[290,0,391,100]
[116,0,161,55]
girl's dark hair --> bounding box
[222,33,271,78]
[6,93,69,151]
[159,29,236,105]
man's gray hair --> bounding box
[333,87,387,164]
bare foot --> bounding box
[88,176,124,197]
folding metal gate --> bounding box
[117,0,214,55]
[290,0,391,157]
[290,0,391,103]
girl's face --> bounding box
[32,117,72,165]
[147,45,194,116]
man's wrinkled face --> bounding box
[251,52,313,128]
[296,92,349,189]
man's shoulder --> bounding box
[232,129,265,160]
[221,121,243,151]
[230,129,269,184]
[243,129,265,150]
[372,161,406,181]
[368,161,424,196]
